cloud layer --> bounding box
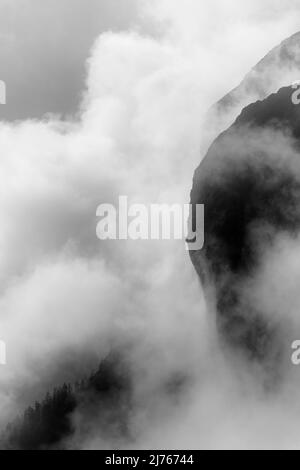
[1,0,300,449]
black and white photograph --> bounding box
[1,0,300,453]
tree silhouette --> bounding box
[1,351,131,450]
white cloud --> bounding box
[0,0,300,449]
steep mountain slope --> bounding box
[191,84,300,369]
[204,31,300,150]
[1,352,132,450]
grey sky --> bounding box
[0,0,140,120]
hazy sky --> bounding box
[1,0,300,120]
[0,0,140,120]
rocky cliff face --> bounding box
[191,71,300,372]
[203,32,300,152]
